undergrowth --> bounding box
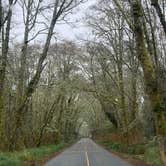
[0,143,65,166]
[98,140,164,166]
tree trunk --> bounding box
[11,1,61,150]
[117,23,127,128]
[131,0,160,138]
[151,0,166,35]
[0,0,2,32]
[131,71,138,120]
[17,0,31,105]
[0,0,13,149]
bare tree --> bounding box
[10,1,84,149]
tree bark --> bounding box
[151,0,166,35]
[131,0,160,137]
[17,0,32,105]
[0,0,2,33]
[0,0,13,149]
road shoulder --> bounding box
[96,141,153,166]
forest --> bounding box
[0,0,166,165]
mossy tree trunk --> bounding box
[131,0,162,137]
[0,0,13,149]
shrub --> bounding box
[0,155,21,166]
[144,146,164,166]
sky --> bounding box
[55,0,96,41]
[11,0,97,44]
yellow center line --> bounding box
[84,144,90,166]
[85,151,90,166]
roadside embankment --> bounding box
[0,143,67,166]
[96,137,165,166]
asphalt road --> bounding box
[45,138,131,166]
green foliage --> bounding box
[99,140,164,166]
[101,140,121,151]
[154,101,165,113]
[0,155,21,166]
[0,143,65,166]
[16,143,64,160]
[99,140,145,155]
[144,145,164,166]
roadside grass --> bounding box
[0,143,65,166]
[98,140,164,166]
[144,144,164,166]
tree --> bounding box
[0,0,17,149]
[151,0,166,34]
[0,0,84,150]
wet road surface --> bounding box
[45,138,131,166]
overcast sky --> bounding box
[55,0,96,41]
[11,0,97,44]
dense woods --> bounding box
[0,0,166,165]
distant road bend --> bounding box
[45,138,131,166]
